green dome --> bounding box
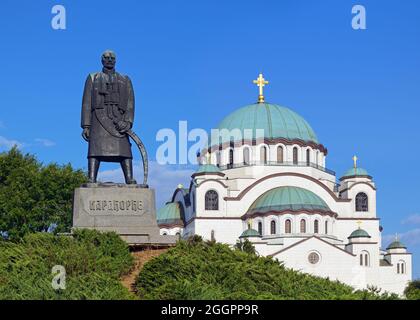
[387,240,406,250]
[348,228,371,239]
[195,164,222,174]
[247,186,331,215]
[212,103,318,146]
[342,167,370,178]
[239,228,262,238]
[157,202,183,225]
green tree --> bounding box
[235,239,256,255]
[404,280,420,300]
[0,147,87,240]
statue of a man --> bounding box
[81,50,137,184]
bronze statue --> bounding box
[81,50,148,185]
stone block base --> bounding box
[72,183,176,245]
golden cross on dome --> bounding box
[353,155,358,169]
[206,152,211,165]
[356,220,362,229]
[253,73,269,103]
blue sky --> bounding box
[1,0,420,277]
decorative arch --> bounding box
[224,172,351,204]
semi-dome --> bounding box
[341,167,370,179]
[387,240,406,250]
[239,228,262,238]
[194,164,222,174]
[211,103,319,146]
[348,228,371,239]
[157,202,184,226]
[246,186,332,215]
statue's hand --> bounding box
[116,120,131,133]
[82,127,90,141]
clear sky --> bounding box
[1,0,420,278]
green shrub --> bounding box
[0,229,134,300]
[135,239,399,300]
[404,280,420,300]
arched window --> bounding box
[397,261,406,274]
[260,146,268,164]
[211,230,215,241]
[228,148,234,169]
[360,251,369,266]
[243,147,250,165]
[293,147,298,165]
[285,219,292,234]
[205,190,218,210]
[270,220,276,235]
[162,232,168,236]
[277,146,284,163]
[314,220,319,233]
[300,219,306,233]
[316,151,319,166]
[306,149,310,166]
[325,221,328,234]
[355,192,368,212]
[258,221,263,235]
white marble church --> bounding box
[157,74,412,296]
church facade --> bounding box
[156,74,412,296]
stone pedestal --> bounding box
[72,183,176,245]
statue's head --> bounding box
[101,50,116,70]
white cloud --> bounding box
[0,135,24,149]
[34,138,56,147]
[383,228,420,247]
[401,214,420,225]
[98,161,195,209]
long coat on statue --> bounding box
[81,69,135,159]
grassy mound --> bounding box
[0,229,134,300]
[135,238,398,300]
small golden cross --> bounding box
[353,155,358,169]
[253,73,269,103]
[356,220,362,229]
[206,152,211,165]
